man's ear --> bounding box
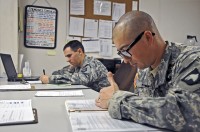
[77,48,83,54]
[145,31,154,44]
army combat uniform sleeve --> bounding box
[48,56,109,92]
[108,46,200,131]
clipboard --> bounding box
[0,108,38,126]
[113,62,137,91]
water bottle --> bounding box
[185,35,198,45]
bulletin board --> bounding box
[70,0,139,20]
[68,0,139,54]
[24,5,58,49]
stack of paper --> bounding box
[0,84,31,90]
[65,99,107,112]
[65,99,161,132]
[0,99,36,125]
[35,90,84,97]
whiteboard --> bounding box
[24,5,58,49]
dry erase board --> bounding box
[24,5,58,49]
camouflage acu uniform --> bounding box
[49,55,110,92]
[108,42,200,131]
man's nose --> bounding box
[123,57,131,64]
[66,58,70,62]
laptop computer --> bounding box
[0,53,40,82]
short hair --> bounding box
[63,40,85,53]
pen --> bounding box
[43,69,45,75]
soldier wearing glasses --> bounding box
[96,11,200,131]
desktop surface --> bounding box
[0,89,99,132]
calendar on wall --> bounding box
[24,5,58,49]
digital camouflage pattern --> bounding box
[108,42,200,131]
[49,55,110,92]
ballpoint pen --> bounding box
[43,69,45,75]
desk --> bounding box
[0,78,89,91]
[0,89,98,132]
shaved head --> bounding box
[113,11,159,42]
[113,11,166,70]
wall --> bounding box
[18,0,200,76]
[140,0,200,42]
[19,0,68,76]
[0,0,18,76]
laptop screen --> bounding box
[0,53,18,78]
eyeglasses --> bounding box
[117,31,155,58]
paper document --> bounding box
[94,0,111,16]
[27,80,42,84]
[82,38,100,52]
[0,100,34,125]
[70,0,85,15]
[69,111,160,132]
[112,2,125,21]
[84,19,98,38]
[33,84,88,90]
[0,84,31,90]
[98,20,113,39]
[69,17,84,36]
[65,99,107,112]
[35,90,84,97]
[66,99,161,131]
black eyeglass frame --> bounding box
[117,31,155,58]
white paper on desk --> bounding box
[84,19,98,38]
[70,0,85,15]
[0,84,31,90]
[112,2,125,21]
[65,99,106,111]
[27,80,42,84]
[35,90,84,97]
[34,84,88,90]
[82,38,99,52]
[94,0,111,16]
[0,100,34,124]
[69,111,160,131]
[98,20,113,39]
[99,39,112,57]
[69,17,84,36]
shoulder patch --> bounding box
[181,68,200,85]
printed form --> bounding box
[0,99,34,125]
[35,90,84,97]
[69,111,160,132]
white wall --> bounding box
[0,0,18,76]
[140,0,200,43]
[17,0,200,76]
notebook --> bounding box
[0,53,40,82]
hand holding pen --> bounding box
[40,69,49,84]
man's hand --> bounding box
[40,75,49,84]
[95,72,119,109]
